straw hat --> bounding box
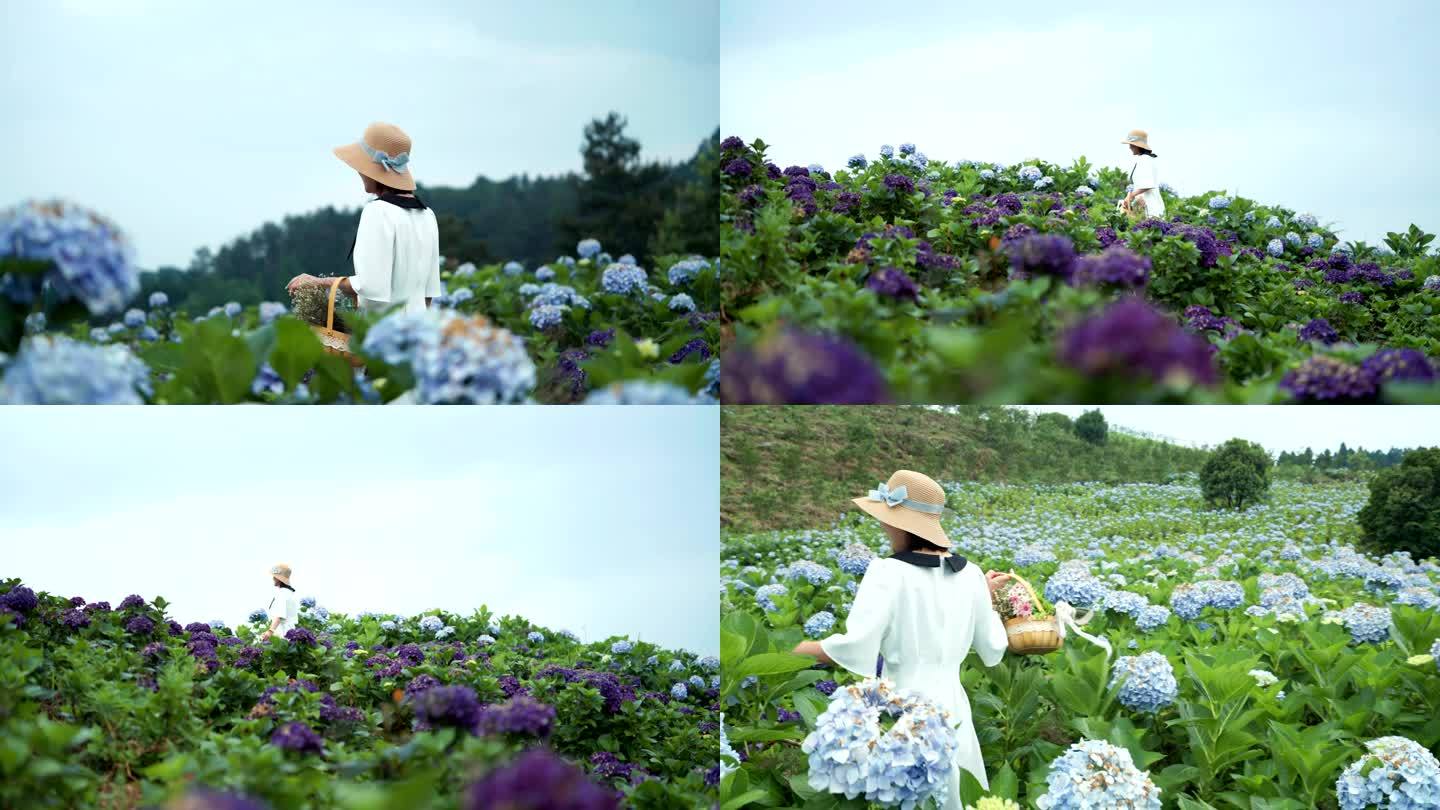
[851,470,951,549]
[1121,129,1152,151]
[269,563,292,586]
[333,122,416,191]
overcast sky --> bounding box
[720,0,1437,248]
[3,0,719,268]
[1019,406,1440,454]
[0,407,719,655]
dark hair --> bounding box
[274,579,295,591]
[901,530,949,553]
[1129,145,1158,158]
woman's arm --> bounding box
[792,640,834,664]
[260,615,282,641]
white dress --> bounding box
[820,553,1008,810]
[350,196,442,314]
[1128,154,1166,218]
[266,589,299,633]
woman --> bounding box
[1120,128,1165,219]
[286,121,442,314]
[259,563,300,642]
[792,470,1012,809]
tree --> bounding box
[1200,438,1272,509]
[1074,409,1108,446]
[1357,447,1440,560]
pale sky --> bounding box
[3,0,719,268]
[720,0,1437,248]
[0,407,720,654]
[1020,406,1440,454]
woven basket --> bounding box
[310,277,364,368]
[1001,571,1062,655]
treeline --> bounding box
[720,406,1212,532]
[1275,444,1408,471]
[138,114,719,314]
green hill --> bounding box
[720,405,1211,531]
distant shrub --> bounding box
[1201,439,1271,509]
[1358,447,1440,560]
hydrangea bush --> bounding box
[0,579,716,808]
[721,474,1440,808]
[719,137,1440,403]
[0,213,720,404]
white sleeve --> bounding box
[820,562,894,678]
[969,565,1008,666]
[351,203,394,303]
[425,212,442,298]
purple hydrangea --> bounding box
[411,685,485,734]
[1008,234,1077,282]
[667,338,711,365]
[865,266,920,303]
[270,721,324,755]
[1059,298,1218,386]
[463,749,619,810]
[584,328,615,348]
[720,136,745,152]
[0,586,37,614]
[589,751,635,782]
[1338,291,1366,305]
[477,695,557,739]
[284,627,317,647]
[882,174,915,194]
[1299,318,1339,344]
[125,616,155,635]
[722,158,752,178]
[59,608,90,629]
[88,602,113,613]
[1280,356,1378,403]
[1073,246,1150,287]
[405,674,442,698]
[1360,348,1436,384]
[722,330,889,404]
[536,666,636,714]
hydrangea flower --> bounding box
[411,685,484,734]
[847,154,867,169]
[1043,563,1108,608]
[979,169,996,180]
[392,311,535,404]
[667,258,708,286]
[1036,739,1162,809]
[477,634,496,646]
[784,560,834,586]
[380,620,396,631]
[610,640,633,654]
[528,304,567,330]
[419,615,443,632]
[1267,238,1285,257]
[1019,165,1043,182]
[1073,246,1151,288]
[668,293,696,312]
[1424,275,1440,292]
[1208,196,1232,209]
[803,611,836,638]
[1,336,149,404]
[0,200,139,314]
[1337,603,1391,644]
[463,748,617,809]
[1307,233,1325,250]
[575,238,602,259]
[1297,212,1318,228]
[527,631,545,644]
[722,329,889,404]
[1136,605,1171,632]
[879,144,895,158]
[755,584,787,613]
[502,261,524,276]
[583,381,713,405]
[1058,298,1218,387]
[1335,736,1440,810]
[801,678,959,809]
[670,682,689,700]
[1109,652,1178,713]
[835,544,876,576]
[1280,356,1377,403]
[599,263,647,296]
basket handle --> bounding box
[1005,570,1050,618]
[325,276,341,331]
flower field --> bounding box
[719,478,1440,808]
[0,582,718,809]
[718,138,1440,404]
[0,200,719,404]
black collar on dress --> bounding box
[889,551,967,572]
[377,191,427,210]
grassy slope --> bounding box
[721,405,1211,532]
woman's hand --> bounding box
[259,630,271,642]
[285,274,322,294]
[985,570,1013,595]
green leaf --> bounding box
[269,317,325,389]
[734,652,815,679]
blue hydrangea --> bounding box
[898,143,916,156]
[477,634,496,646]
[801,678,959,809]
[804,611,836,638]
[596,252,613,267]
[576,238,601,259]
[583,381,713,405]
[503,261,524,276]
[534,265,555,282]
[1307,232,1325,249]
[1297,212,1318,229]
[299,596,316,608]
[1266,215,1283,229]
[1169,580,1245,620]
[979,169,996,180]
[419,616,443,633]
[1043,564,1107,608]
[380,620,397,631]
[1432,638,1440,671]
[527,631,544,644]
[1338,603,1391,644]
[669,659,685,672]
[1285,231,1302,246]
[847,154,867,169]
[1335,736,1440,810]
[611,640,633,654]
[1267,238,1285,257]
[755,584,787,613]
[148,291,169,308]
[1019,165,1043,183]
[1424,275,1440,292]
[258,301,287,324]
[784,560,834,586]
[528,304,566,330]
[122,308,145,328]
[1036,739,1162,809]
[23,311,45,334]
[529,282,588,309]
[487,622,501,635]
[449,288,474,305]
[1014,545,1056,567]
[704,357,719,396]
[223,301,242,318]
[688,674,706,690]
[667,257,708,286]
[1103,590,1149,617]
[452,261,476,278]
[668,293,696,312]
[409,312,535,404]
[1136,605,1171,632]
[0,200,139,314]
[600,263,647,296]
[808,163,825,174]
[88,327,110,343]
[1,336,149,404]
[1074,186,1094,198]
[834,543,875,576]
[1109,652,1178,713]
[248,609,268,622]
[879,145,895,158]
[360,310,436,366]
[699,655,719,671]
[1208,196,1232,209]
[670,682,688,700]
[618,254,636,265]
[1243,210,1256,222]
[908,152,928,170]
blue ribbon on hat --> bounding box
[867,482,944,514]
[361,140,410,173]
